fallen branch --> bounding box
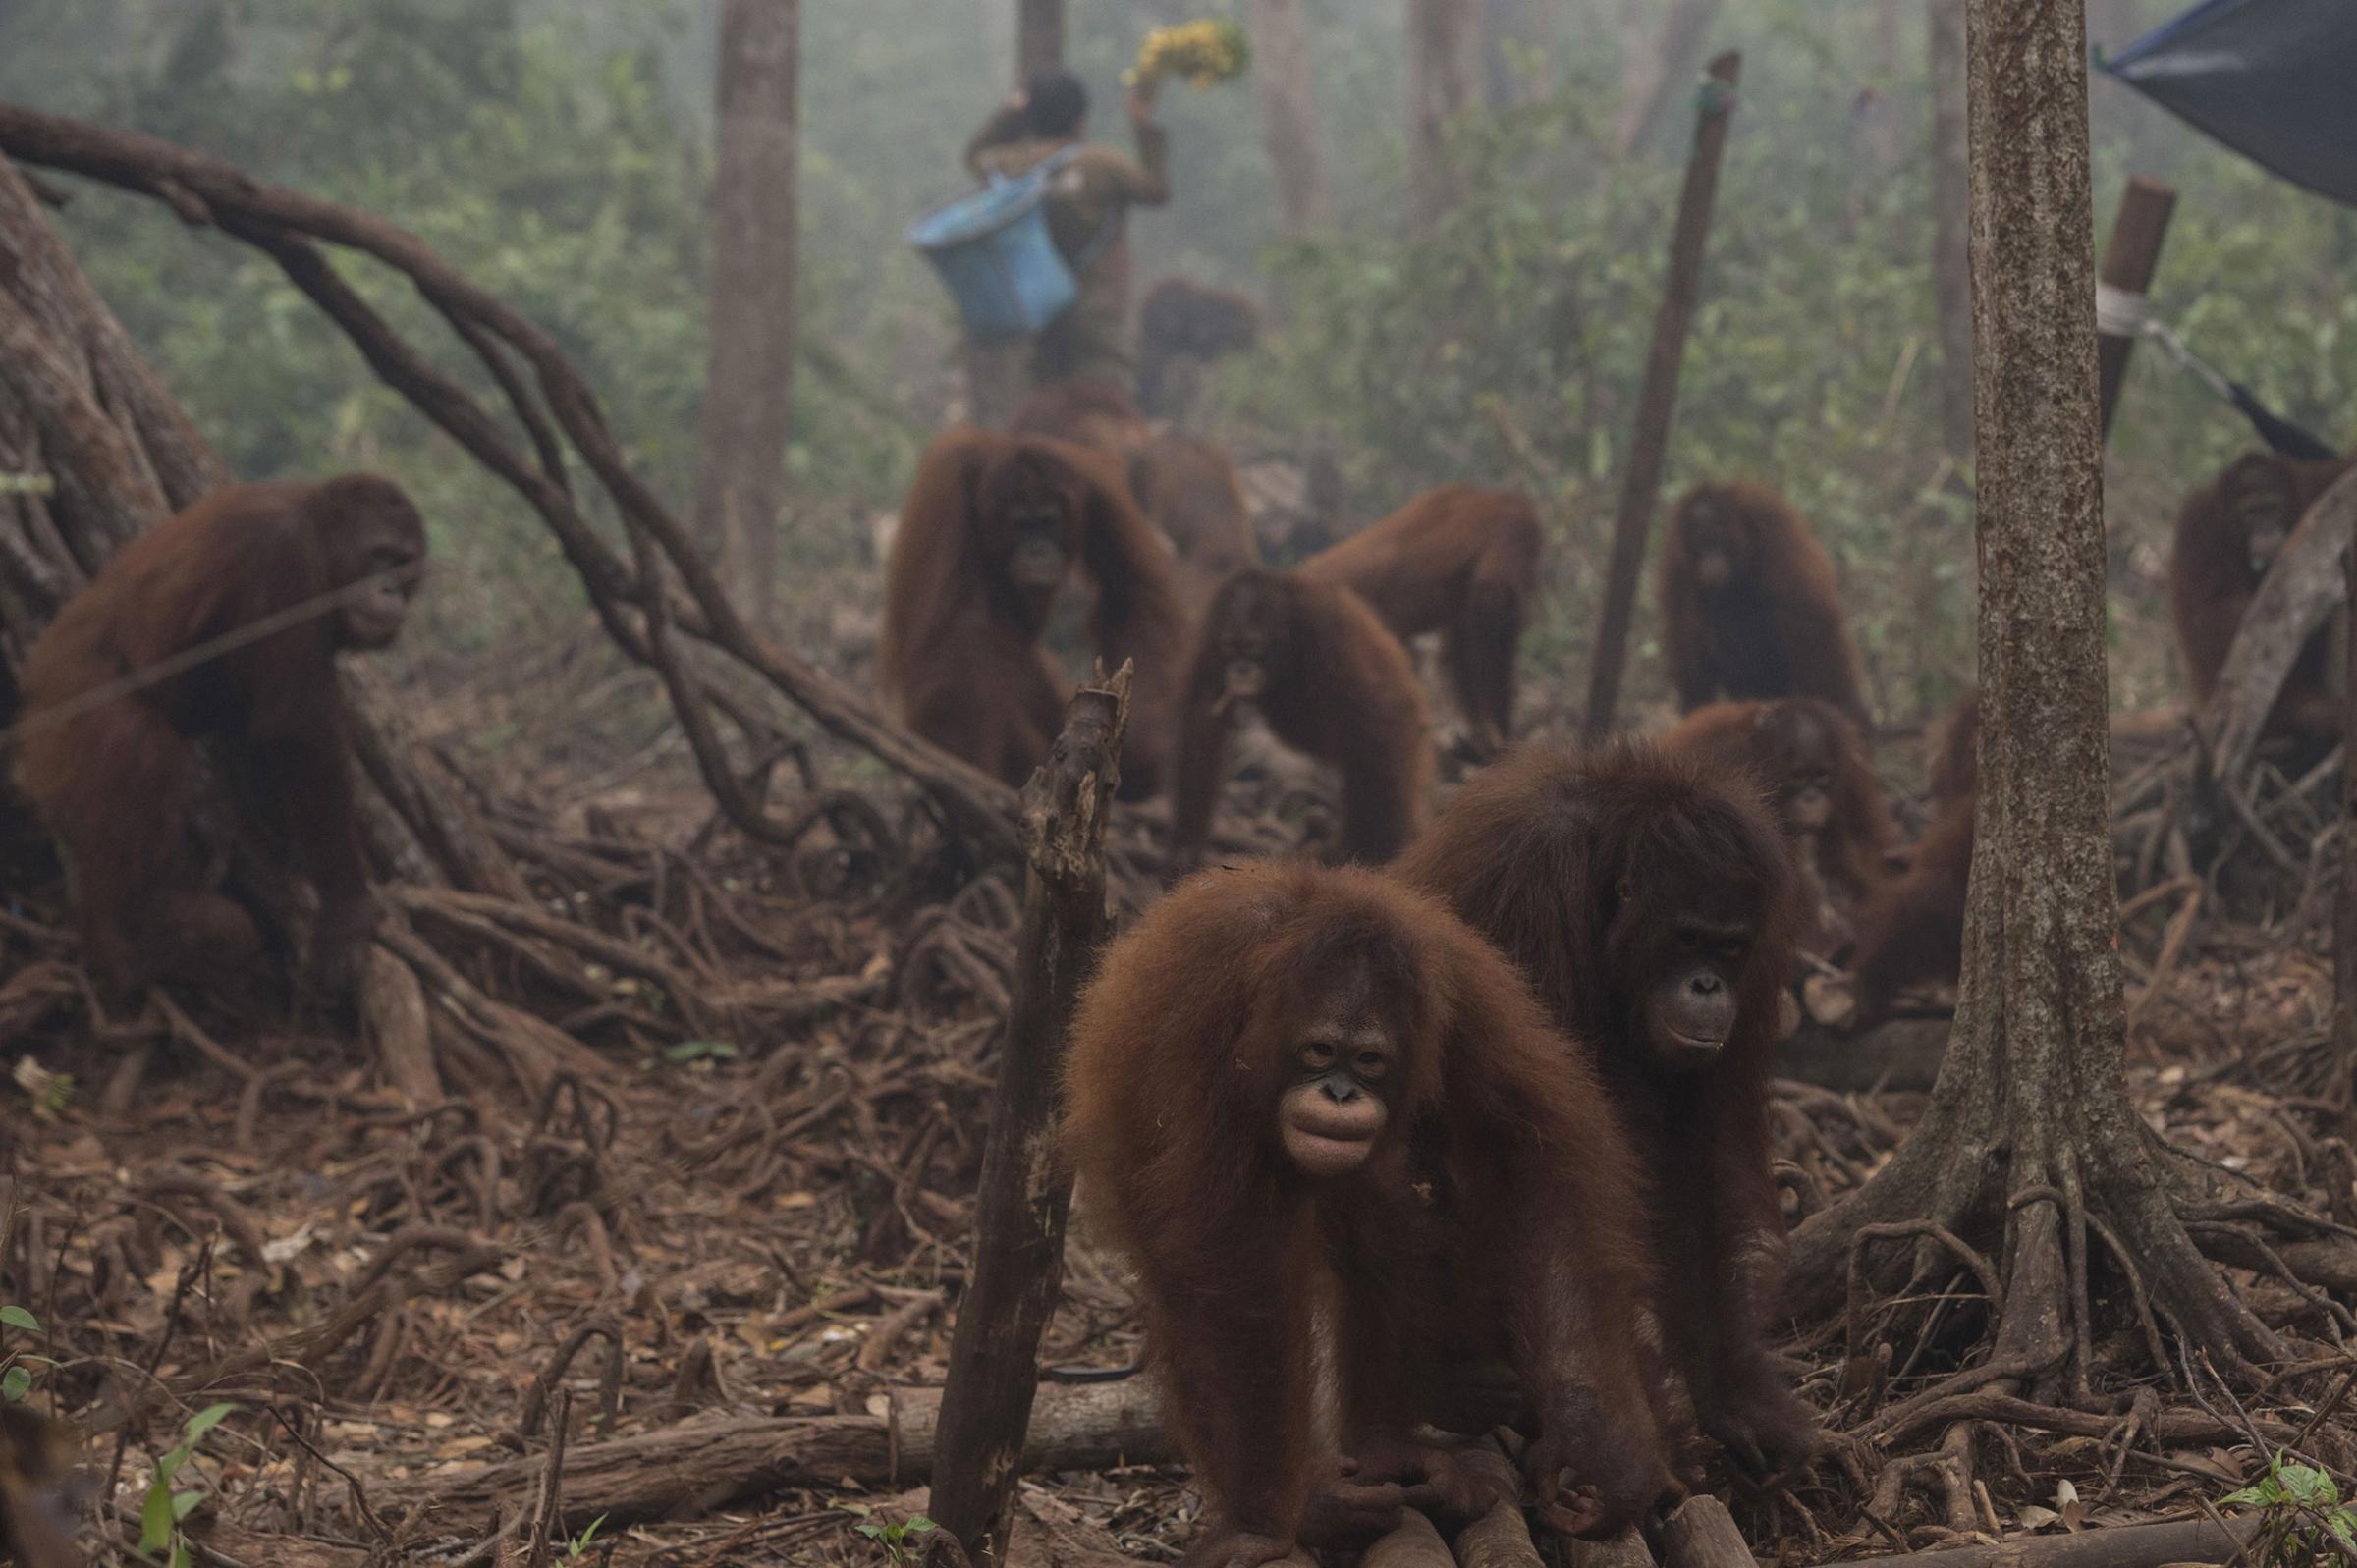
[375,1380,1169,1532]
[1841,1513,2260,1568]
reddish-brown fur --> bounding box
[1171,568,1431,872]
[1398,743,1820,1474]
[1064,861,1675,1567]
[1127,432,1261,580]
[881,428,1189,800]
[1849,687,1979,1024]
[2168,450,2354,746]
[1661,698,1893,944]
[1300,486,1544,757]
[1009,376,1153,456]
[1138,278,1261,419]
[1658,481,1870,729]
[15,476,426,995]
[1924,685,1980,805]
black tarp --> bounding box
[2105,0,2357,208]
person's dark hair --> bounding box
[1025,71,1089,138]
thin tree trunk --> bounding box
[1250,0,1332,236]
[692,0,799,640]
[1787,0,2305,1403]
[1408,0,1478,232]
[1018,0,1064,81]
[1927,0,1973,464]
[1615,0,1725,158]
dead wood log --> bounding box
[376,1380,1169,1533]
[1656,1495,1751,1568]
[1363,1509,1453,1568]
[1562,1526,1656,1568]
[930,669,1128,1567]
[1778,1017,1947,1092]
[1450,1445,1548,1568]
[1841,1514,2260,1568]
[0,106,1022,862]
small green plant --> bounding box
[563,1513,609,1562]
[663,1040,739,1065]
[1,1303,47,1401]
[851,1511,938,1567]
[139,1402,238,1568]
[2221,1454,2357,1562]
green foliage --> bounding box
[1,1303,42,1403]
[851,1511,938,1568]
[564,1513,610,1562]
[139,1402,239,1568]
[2222,1455,2357,1563]
[663,1039,739,1065]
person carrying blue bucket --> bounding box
[932,69,1171,396]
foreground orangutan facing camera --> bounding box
[1658,481,1869,730]
[16,475,427,995]
[1065,861,1677,1568]
[2168,449,2354,748]
[1398,743,1821,1476]
[881,427,1188,796]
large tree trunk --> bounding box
[1927,0,1974,464]
[1787,0,2330,1412]
[1018,0,1064,81]
[692,0,799,640]
[1408,0,1478,233]
[1250,0,1332,236]
[1614,0,1725,158]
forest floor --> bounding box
[2,655,2351,1568]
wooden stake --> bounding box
[2095,175,2176,442]
[1581,51,1741,742]
[925,667,1130,1568]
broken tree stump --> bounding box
[928,667,1130,1568]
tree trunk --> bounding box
[1408,0,1478,233]
[1927,0,1973,464]
[1250,0,1332,236]
[1018,0,1064,81]
[1788,0,2312,1408]
[1614,0,1726,159]
[692,0,799,640]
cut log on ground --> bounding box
[1362,1508,1453,1568]
[376,1380,1169,1532]
[1450,1445,1546,1568]
[1658,1495,1753,1568]
[1563,1525,1657,1568]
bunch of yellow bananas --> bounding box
[1124,18,1251,89]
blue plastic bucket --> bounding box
[907,169,1080,341]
